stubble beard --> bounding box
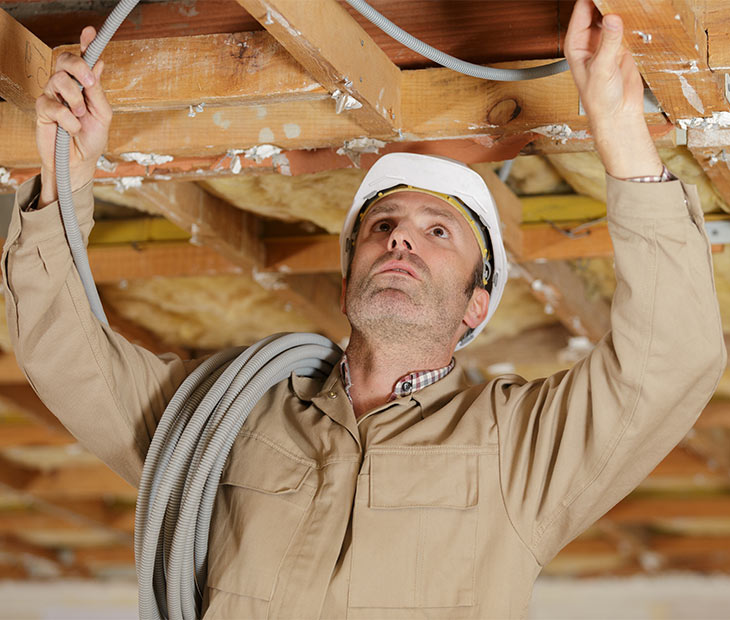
[345,251,468,349]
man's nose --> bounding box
[388,225,413,251]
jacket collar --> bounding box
[292,362,361,448]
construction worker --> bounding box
[2,0,725,617]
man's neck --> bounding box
[344,331,454,418]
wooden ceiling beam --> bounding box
[0,60,670,168]
[0,454,137,500]
[53,31,326,113]
[0,8,50,111]
[593,0,728,123]
[236,0,400,134]
[3,0,571,66]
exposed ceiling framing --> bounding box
[1,0,730,583]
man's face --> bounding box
[342,191,489,347]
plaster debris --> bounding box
[274,153,292,176]
[336,137,386,167]
[152,174,173,180]
[633,30,652,43]
[96,155,117,172]
[708,149,730,167]
[120,152,174,167]
[244,144,283,164]
[678,75,705,114]
[486,362,516,376]
[258,127,275,143]
[531,124,589,144]
[252,267,287,291]
[558,336,594,364]
[0,167,16,189]
[263,3,301,36]
[212,111,231,130]
[113,176,144,192]
[283,123,301,139]
[677,111,730,129]
[331,89,362,114]
[187,102,205,118]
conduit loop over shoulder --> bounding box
[135,333,342,619]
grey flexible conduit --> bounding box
[53,2,571,618]
[344,0,570,80]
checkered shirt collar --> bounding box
[340,354,455,403]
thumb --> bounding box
[592,14,625,75]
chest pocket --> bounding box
[206,434,317,602]
[349,451,479,609]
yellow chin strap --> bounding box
[359,185,491,285]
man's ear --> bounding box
[464,288,489,329]
[340,277,348,315]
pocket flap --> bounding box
[221,435,312,495]
[370,452,478,509]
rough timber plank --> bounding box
[2,0,572,66]
[237,0,401,135]
[0,7,51,110]
[593,0,728,123]
[53,31,327,113]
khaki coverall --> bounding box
[2,173,726,619]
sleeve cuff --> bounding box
[605,173,693,221]
[13,175,96,246]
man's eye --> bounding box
[374,221,391,232]
[431,226,449,238]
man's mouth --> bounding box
[376,260,419,279]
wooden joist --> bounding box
[594,0,727,123]
[53,31,327,113]
[236,0,401,134]
[0,8,51,111]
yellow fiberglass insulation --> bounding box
[99,275,319,350]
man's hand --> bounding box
[565,0,663,179]
[36,26,112,208]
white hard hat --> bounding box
[340,152,508,349]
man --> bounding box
[2,0,725,617]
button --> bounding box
[402,381,412,394]
[327,390,338,399]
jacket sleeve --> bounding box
[494,175,727,566]
[2,175,205,486]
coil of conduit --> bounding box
[53,1,571,618]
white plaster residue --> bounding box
[120,152,174,167]
[187,102,205,118]
[558,336,594,364]
[331,89,362,114]
[258,127,275,143]
[708,149,730,167]
[531,124,589,144]
[678,111,730,129]
[283,123,301,139]
[96,155,117,172]
[230,153,243,174]
[674,13,681,20]
[633,30,652,43]
[152,174,173,180]
[0,167,16,189]
[678,74,705,115]
[113,176,144,192]
[337,137,386,167]
[486,362,516,376]
[273,153,291,176]
[256,106,267,118]
[252,266,287,291]
[262,3,301,36]
[212,111,231,130]
[244,144,283,164]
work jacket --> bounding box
[2,174,726,619]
